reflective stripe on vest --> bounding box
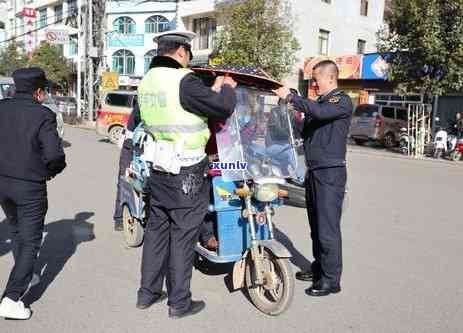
[138,67,210,150]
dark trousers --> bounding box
[113,146,132,224]
[0,175,47,301]
[305,167,346,286]
[138,159,209,310]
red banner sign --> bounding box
[22,7,37,18]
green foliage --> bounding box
[213,0,300,81]
[378,0,463,95]
[29,42,73,90]
[0,41,28,76]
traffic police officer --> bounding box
[0,68,66,319]
[136,30,237,318]
[274,60,352,296]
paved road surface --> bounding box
[1,127,462,333]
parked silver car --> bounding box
[350,104,408,148]
[0,77,65,139]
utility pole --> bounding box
[77,0,106,122]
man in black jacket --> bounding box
[0,68,66,320]
[274,60,352,297]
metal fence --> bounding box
[406,103,433,159]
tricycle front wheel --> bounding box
[245,248,294,316]
[122,205,144,248]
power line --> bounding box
[1,6,76,40]
[0,12,75,44]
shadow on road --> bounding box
[14,212,96,306]
[98,138,110,144]
[274,228,312,272]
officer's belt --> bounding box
[147,123,207,133]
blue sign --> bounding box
[362,53,391,80]
[107,33,144,47]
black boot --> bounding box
[169,301,206,319]
[136,291,167,310]
[305,280,341,297]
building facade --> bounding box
[4,0,78,61]
[104,0,177,87]
[0,2,7,50]
[176,0,388,104]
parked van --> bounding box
[96,90,137,144]
[350,104,409,148]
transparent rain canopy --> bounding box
[215,87,298,181]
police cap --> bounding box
[12,67,50,93]
[153,30,196,61]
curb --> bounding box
[348,146,462,166]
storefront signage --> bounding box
[304,55,362,80]
[362,53,390,80]
[107,33,144,48]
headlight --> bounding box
[254,183,279,202]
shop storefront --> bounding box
[303,53,395,108]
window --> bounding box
[145,15,169,33]
[112,49,135,74]
[69,39,77,56]
[0,21,5,30]
[144,49,158,73]
[381,107,395,119]
[357,39,366,54]
[361,0,369,16]
[318,29,330,55]
[113,17,136,34]
[193,17,216,50]
[38,8,47,28]
[396,109,408,121]
[67,0,77,15]
[354,104,378,117]
[19,17,24,35]
[105,93,133,107]
[55,5,63,23]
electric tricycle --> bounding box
[120,67,300,315]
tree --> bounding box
[377,0,463,95]
[29,42,73,91]
[0,41,28,76]
[213,0,300,81]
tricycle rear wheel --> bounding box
[245,248,294,316]
[122,205,144,248]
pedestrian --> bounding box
[136,30,237,318]
[273,60,353,296]
[112,102,141,232]
[0,68,66,319]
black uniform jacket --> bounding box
[0,93,66,182]
[290,89,353,169]
[123,56,237,149]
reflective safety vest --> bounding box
[138,67,210,153]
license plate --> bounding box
[256,212,267,225]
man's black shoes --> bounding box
[295,270,315,281]
[114,222,123,232]
[305,280,341,297]
[169,300,206,319]
[136,291,167,309]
